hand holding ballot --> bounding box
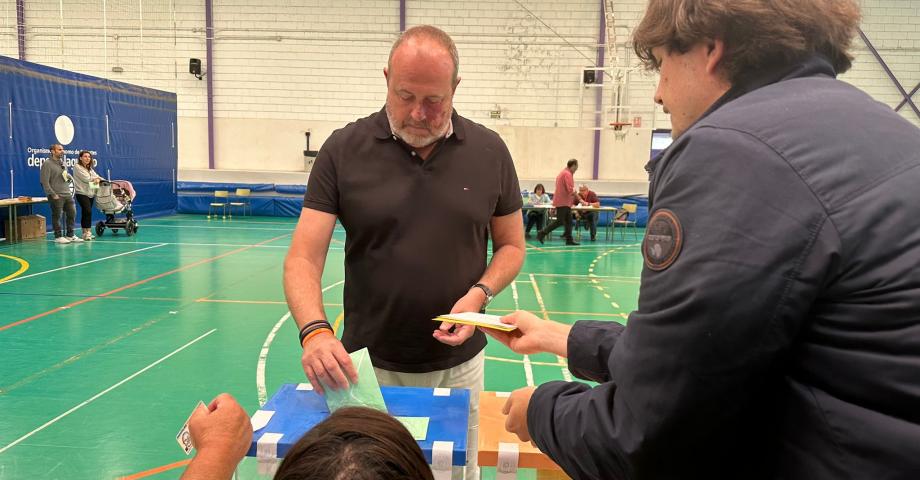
[432,288,486,346]
[300,330,358,395]
[480,310,573,357]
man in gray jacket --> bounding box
[39,143,82,244]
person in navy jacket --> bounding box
[488,1,920,479]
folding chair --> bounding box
[229,188,251,217]
[613,203,639,240]
[208,190,229,219]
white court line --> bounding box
[485,355,566,368]
[519,272,641,280]
[149,218,298,226]
[0,329,217,455]
[529,274,572,382]
[510,282,534,387]
[140,224,294,232]
[4,244,168,284]
[88,240,345,251]
[256,280,345,406]
[91,240,290,249]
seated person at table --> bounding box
[524,183,551,238]
[181,394,434,480]
[575,184,600,241]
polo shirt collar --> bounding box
[372,106,466,142]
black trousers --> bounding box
[579,211,598,239]
[525,210,545,233]
[75,194,94,229]
[540,206,573,240]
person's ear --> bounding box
[704,39,725,75]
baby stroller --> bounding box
[95,180,139,236]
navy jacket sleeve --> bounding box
[565,320,625,383]
[527,126,841,479]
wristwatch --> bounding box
[471,283,494,311]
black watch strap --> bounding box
[472,283,494,307]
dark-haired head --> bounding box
[274,407,434,480]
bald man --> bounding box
[284,25,525,479]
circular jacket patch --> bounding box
[642,209,683,271]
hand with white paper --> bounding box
[483,310,572,357]
[433,288,483,346]
[182,393,252,480]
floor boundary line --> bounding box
[3,244,168,284]
[0,329,217,455]
[529,273,572,382]
[0,234,290,333]
[256,280,345,406]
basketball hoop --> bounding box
[610,122,631,140]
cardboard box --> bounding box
[18,214,46,241]
[4,214,47,242]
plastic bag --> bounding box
[321,347,387,412]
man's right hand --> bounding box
[483,310,572,358]
[50,194,59,200]
[301,332,358,395]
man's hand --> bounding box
[50,194,59,200]
[433,288,484,346]
[186,393,252,475]
[482,310,571,357]
[301,332,358,395]
[502,386,536,442]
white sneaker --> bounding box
[69,235,84,243]
[55,236,71,244]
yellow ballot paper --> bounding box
[433,312,517,332]
[321,347,388,413]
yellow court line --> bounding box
[332,311,345,334]
[0,254,30,283]
[194,298,344,307]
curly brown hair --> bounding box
[632,0,862,84]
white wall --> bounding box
[1,0,918,186]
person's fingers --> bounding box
[516,430,531,443]
[304,364,324,395]
[211,393,235,410]
[499,313,518,326]
[433,328,464,346]
[321,354,349,390]
[189,401,210,426]
[439,321,455,332]
[332,347,358,384]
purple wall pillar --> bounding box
[205,0,215,169]
[592,0,606,180]
[16,0,26,61]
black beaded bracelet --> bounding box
[298,320,332,345]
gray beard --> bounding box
[385,106,448,149]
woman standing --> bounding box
[73,150,102,240]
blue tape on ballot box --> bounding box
[247,383,470,466]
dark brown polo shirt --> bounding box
[303,107,522,372]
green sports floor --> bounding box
[0,214,643,479]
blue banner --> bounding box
[0,55,177,226]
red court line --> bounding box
[118,459,192,480]
[0,234,290,333]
